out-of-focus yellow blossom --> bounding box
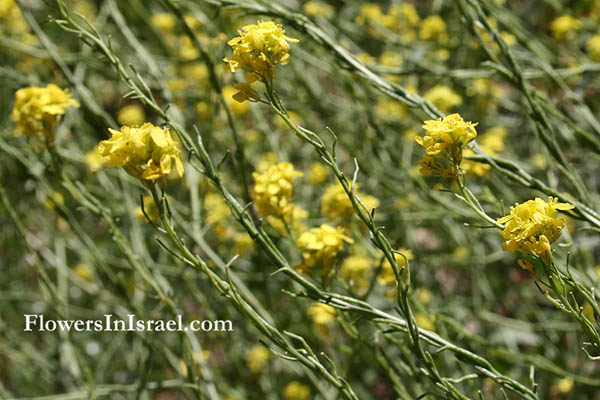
[196,101,212,120]
[222,86,249,116]
[377,248,413,286]
[245,345,270,373]
[223,21,298,82]
[96,123,184,183]
[418,288,432,305]
[551,15,581,40]
[0,0,29,35]
[303,1,333,18]
[355,4,383,25]
[296,224,352,276]
[178,35,199,60]
[356,52,376,65]
[424,85,462,113]
[255,152,278,172]
[551,378,574,395]
[180,63,209,85]
[586,35,600,61]
[497,197,574,264]
[308,302,336,336]
[85,147,106,171]
[452,246,470,261]
[204,192,231,226]
[416,114,478,173]
[307,162,328,184]
[341,252,373,294]
[117,104,146,127]
[252,162,303,217]
[43,191,64,212]
[74,263,94,282]
[390,3,420,27]
[151,13,176,33]
[307,302,336,325]
[416,312,436,331]
[321,182,379,221]
[135,195,160,222]
[267,204,308,236]
[375,98,408,121]
[11,84,79,142]
[284,381,310,400]
[419,16,448,43]
[462,126,507,176]
[233,232,254,255]
[379,51,403,67]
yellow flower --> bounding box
[196,101,212,120]
[377,248,413,286]
[135,195,160,222]
[252,161,303,217]
[267,204,308,236]
[117,104,146,126]
[151,13,176,33]
[462,126,507,176]
[11,84,79,142]
[96,123,184,183]
[74,263,94,282]
[85,146,106,171]
[307,162,328,184]
[586,34,600,61]
[424,85,462,113]
[375,98,408,121]
[340,253,373,293]
[222,86,249,116]
[417,113,478,164]
[416,312,436,331]
[551,15,581,40]
[355,4,383,25]
[204,192,231,226]
[303,1,333,18]
[321,182,379,221]
[296,224,353,276]
[223,20,298,82]
[419,16,448,42]
[308,301,336,337]
[245,345,270,373]
[284,381,310,400]
[497,197,575,263]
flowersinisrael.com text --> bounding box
[24,314,233,333]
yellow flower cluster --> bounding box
[377,248,414,286]
[303,1,334,18]
[96,123,184,183]
[321,182,379,221]
[307,302,336,336]
[245,345,270,374]
[462,126,507,176]
[283,381,310,400]
[419,15,448,43]
[296,224,353,276]
[11,84,79,143]
[355,4,420,41]
[224,21,298,82]
[252,162,303,217]
[416,113,478,177]
[551,15,581,40]
[340,252,373,294]
[586,34,600,61]
[117,104,146,126]
[424,85,462,113]
[497,197,574,264]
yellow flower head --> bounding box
[586,34,600,61]
[224,20,298,81]
[377,248,414,286]
[462,126,507,176]
[11,84,79,142]
[424,85,462,113]
[252,161,303,217]
[284,381,310,400]
[117,104,146,126]
[497,197,574,263]
[151,12,176,33]
[296,224,353,276]
[321,182,379,221]
[341,252,373,293]
[307,162,328,184]
[303,1,334,18]
[419,15,448,42]
[245,345,270,373]
[551,15,581,40]
[307,302,336,325]
[85,146,106,172]
[417,113,478,163]
[96,123,184,183]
